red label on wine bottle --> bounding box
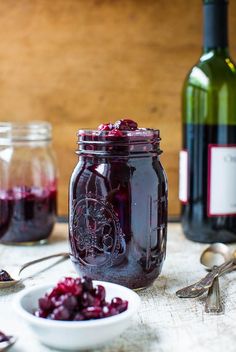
[179,150,189,204]
[208,145,236,217]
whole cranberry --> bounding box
[39,295,53,311]
[98,123,113,131]
[82,306,102,319]
[0,270,13,282]
[108,129,123,137]
[95,285,106,302]
[81,292,94,308]
[73,313,85,321]
[51,296,62,308]
[58,294,78,310]
[111,297,123,307]
[35,309,48,319]
[81,276,93,292]
[113,119,138,131]
[102,305,119,318]
[57,277,82,296]
[111,297,128,313]
[48,286,62,299]
[51,306,70,321]
[0,331,10,343]
[82,292,101,307]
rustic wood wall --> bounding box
[0,0,236,216]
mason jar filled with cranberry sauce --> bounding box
[69,119,168,289]
[0,122,57,244]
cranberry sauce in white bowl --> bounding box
[14,278,141,351]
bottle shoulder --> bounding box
[184,53,236,90]
[182,53,236,125]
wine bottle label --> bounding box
[179,150,188,203]
[208,145,236,216]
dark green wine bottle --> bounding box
[180,0,236,243]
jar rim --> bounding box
[0,121,52,143]
[77,128,161,157]
[77,128,160,139]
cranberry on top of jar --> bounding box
[98,119,138,134]
[78,118,160,156]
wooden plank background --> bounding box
[0,0,235,216]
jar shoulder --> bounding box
[70,158,167,189]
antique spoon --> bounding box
[200,243,233,269]
[176,253,236,298]
[204,270,222,314]
[0,252,69,288]
[200,243,233,314]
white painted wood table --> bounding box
[0,223,236,352]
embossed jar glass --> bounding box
[69,129,168,289]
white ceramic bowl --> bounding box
[14,280,141,351]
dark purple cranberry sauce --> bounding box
[98,119,138,132]
[78,119,161,157]
[0,331,11,343]
[0,184,57,243]
[0,270,13,282]
[69,119,168,289]
[35,276,128,321]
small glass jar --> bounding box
[0,122,57,244]
[69,128,168,289]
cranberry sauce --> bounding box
[0,331,10,343]
[0,270,13,282]
[35,276,128,321]
[0,185,57,243]
[69,119,168,289]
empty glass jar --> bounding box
[0,121,57,244]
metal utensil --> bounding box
[176,256,235,298]
[204,270,222,314]
[200,243,233,269]
[200,243,233,314]
[0,252,69,288]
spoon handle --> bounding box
[205,273,223,314]
[206,263,236,312]
[176,258,234,298]
[176,268,219,298]
[18,252,69,275]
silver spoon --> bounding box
[176,253,236,298]
[0,252,69,288]
[204,273,222,314]
[200,243,232,269]
[200,243,234,314]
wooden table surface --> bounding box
[0,223,236,352]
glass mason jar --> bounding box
[69,128,168,289]
[0,122,57,244]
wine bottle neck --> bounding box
[203,1,229,53]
